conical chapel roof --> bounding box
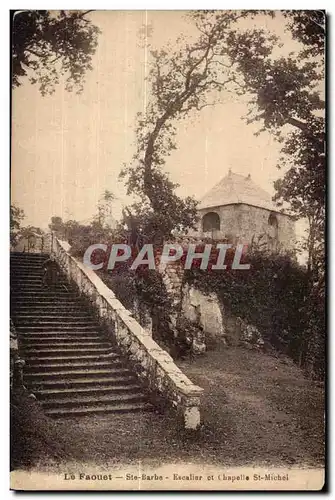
[198,170,280,212]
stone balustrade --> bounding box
[52,236,203,429]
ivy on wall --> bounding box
[60,223,323,376]
[184,249,325,376]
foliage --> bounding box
[48,216,64,234]
[120,11,263,240]
[48,216,118,258]
[212,10,325,376]
[42,12,324,375]
[10,204,25,246]
[184,248,326,376]
[121,11,324,254]
[283,10,325,57]
[48,191,118,256]
[50,211,180,352]
[215,11,325,273]
[12,10,100,95]
[95,190,115,227]
[19,225,43,236]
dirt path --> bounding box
[177,346,324,467]
[11,346,324,471]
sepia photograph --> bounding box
[10,9,325,491]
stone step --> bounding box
[11,283,71,289]
[41,392,147,409]
[11,290,75,296]
[11,296,81,311]
[11,292,78,299]
[11,298,78,305]
[10,261,48,266]
[28,375,137,389]
[10,286,73,292]
[24,346,113,356]
[11,285,71,292]
[45,402,153,417]
[17,325,100,332]
[10,260,46,264]
[10,259,49,266]
[12,304,84,311]
[22,341,110,350]
[10,252,49,257]
[20,335,103,343]
[15,318,97,325]
[10,278,69,284]
[10,264,59,270]
[25,359,123,372]
[10,252,49,255]
[11,276,47,282]
[14,317,90,325]
[18,330,101,337]
[11,303,81,311]
[12,296,79,302]
[27,353,120,364]
[25,367,131,381]
[11,276,46,281]
[15,314,95,321]
[10,267,44,273]
[18,331,103,338]
[36,384,142,399]
[11,252,151,417]
[11,272,45,279]
[12,311,89,318]
[9,261,55,267]
[10,259,46,264]
[10,268,46,275]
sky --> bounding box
[11,10,305,238]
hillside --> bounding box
[11,344,324,471]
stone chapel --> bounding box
[190,169,295,252]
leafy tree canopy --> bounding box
[12,10,100,95]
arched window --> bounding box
[268,213,279,249]
[202,212,220,232]
[268,213,278,228]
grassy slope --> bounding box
[11,345,324,471]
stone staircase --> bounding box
[10,252,153,417]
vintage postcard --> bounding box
[10,9,325,491]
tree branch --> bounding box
[286,116,320,140]
[24,47,45,58]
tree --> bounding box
[46,190,120,256]
[123,10,324,253]
[19,225,43,236]
[217,10,325,277]
[48,216,64,234]
[120,10,325,375]
[284,10,325,57]
[188,10,325,376]
[12,10,100,95]
[120,11,262,240]
[95,190,115,227]
[10,204,25,246]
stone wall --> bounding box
[190,203,295,252]
[222,310,264,349]
[52,237,203,430]
[181,284,264,351]
[158,260,184,327]
[181,283,226,351]
[133,299,153,336]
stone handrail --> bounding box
[52,236,203,429]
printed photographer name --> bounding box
[83,243,250,271]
